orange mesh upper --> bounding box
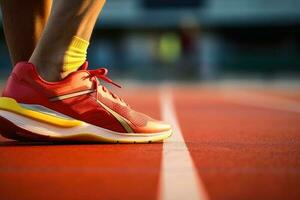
[96,91,154,127]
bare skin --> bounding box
[0,0,52,65]
[1,0,106,81]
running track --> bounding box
[0,85,300,200]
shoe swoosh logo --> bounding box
[96,100,134,133]
[49,89,134,133]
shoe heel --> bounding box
[0,114,51,141]
[0,97,82,128]
[0,115,28,141]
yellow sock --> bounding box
[63,36,89,73]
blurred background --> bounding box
[1,0,300,82]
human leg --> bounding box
[0,0,52,65]
[29,0,106,81]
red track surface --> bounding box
[1,86,300,200]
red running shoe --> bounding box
[0,62,172,143]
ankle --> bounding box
[29,58,64,82]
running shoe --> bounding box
[0,62,172,143]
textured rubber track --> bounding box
[174,87,300,200]
[249,89,300,101]
[1,86,300,200]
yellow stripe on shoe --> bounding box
[0,97,82,128]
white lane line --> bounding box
[159,89,209,200]
[221,90,300,113]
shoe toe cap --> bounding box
[134,120,172,133]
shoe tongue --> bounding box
[60,61,89,80]
[78,61,89,70]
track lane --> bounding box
[174,88,300,200]
[159,89,209,200]
[1,85,300,200]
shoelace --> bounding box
[85,68,126,103]
[88,68,122,88]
